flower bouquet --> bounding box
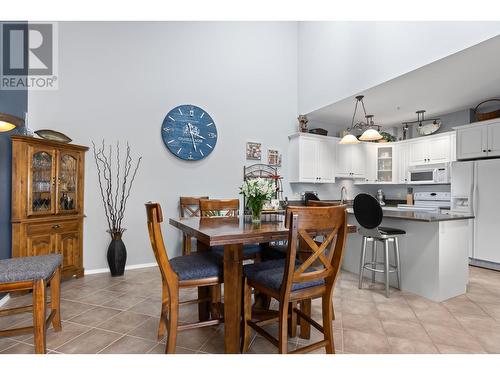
[240,178,275,222]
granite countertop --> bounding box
[346,207,475,222]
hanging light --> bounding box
[339,96,382,144]
[339,133,360,144]
[359,114,383,141]
[0,113,23,132]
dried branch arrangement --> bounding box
[92,140,142,239]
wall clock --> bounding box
[161,104,218,161]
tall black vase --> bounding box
[107,233,127,277]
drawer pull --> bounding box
[52,224,60,229]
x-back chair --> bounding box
[242,205,347,354]
[179,196,209,255]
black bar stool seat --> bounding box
[378,227,406,236]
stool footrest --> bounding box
[363,262,398,273]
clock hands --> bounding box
[193,133,206,140]
[187,123,197,151]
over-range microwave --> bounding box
[408,164,450,184]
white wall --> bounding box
[28,22,298,270]
[298,21,500,114]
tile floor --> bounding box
[1,265,500,354]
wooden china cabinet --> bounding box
[11,135,89,279]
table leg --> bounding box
[197,239,211,321]
[223,243,243,354]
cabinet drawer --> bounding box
[27,220,80,235]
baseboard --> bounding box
[469,258,500,272]
[84,262,157,275]
[0,294,10,308]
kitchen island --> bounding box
[342,207,474,302]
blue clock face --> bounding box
[161,105,218,161]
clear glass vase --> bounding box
[251,205,263,223]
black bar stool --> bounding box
[353,193,405,297]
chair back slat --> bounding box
[199,199,239,217]
[280,206,347,297]
[145,202,177,286]
[180,196,208,218]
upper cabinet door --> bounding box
[408,140,427,165]
[351,143,367,178]
[487,122,500,158]
[335,143,353,177]
[56,151,80,214]
[317,138,335,182]
[457,125,488,160]
[298,137,319,183]
[28,146,57,216]
[427,136,451,164]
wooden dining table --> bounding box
[169,215,356,353]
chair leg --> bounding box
[288,302,297,338]
[165,289,179,354]
[384,239,390,298]
[278,302,289,354]
[371,239,377,284]
[394,237,401,290]
[197,286,210,321]
[32,279,47,354]
[50,267,62,332]
[183,234,192,256]
[158,284,168,340]
[358,236,368,289]
[322,290,335,354]
[241,280,252,353]
[210,285,221,319]
[299,299,311,339]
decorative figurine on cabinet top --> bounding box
[297,114,309,133]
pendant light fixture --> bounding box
[0,113,23,132]
[339,95,382,144]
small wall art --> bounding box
[267,149,282,167]
[246,142,262,160]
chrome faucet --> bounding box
[340,186,348,204]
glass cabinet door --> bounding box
[56,151,79,214]
[29,147,56,215]
[377,146,393,182]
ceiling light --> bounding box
[0,113,23,132]
[359,128,383,141]
[339,134,360,144]
[339,96,383,144]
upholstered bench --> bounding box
[0,254,63,354]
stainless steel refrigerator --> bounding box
[451,159,500,270]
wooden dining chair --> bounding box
[199,198,239,217]
[0,254,62,354]
[199,198,263,260]
[241,205,347,354]
[145,202,224,353]
[179,196,208,255]
[306,200,342,207]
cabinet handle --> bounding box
[483,150,487,153]
[488,149,492,152]
[52,224,60,229]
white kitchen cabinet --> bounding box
[288,133,336,183]
[397,143,409,184]
[335,142,367,179]
[408,133,452,166]
[456,120,500,160]
[487,122,500,157]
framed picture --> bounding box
[267,149,282,167]
[246,142,262,160]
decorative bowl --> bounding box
[34,129,72,143]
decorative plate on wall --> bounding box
[161,104,218,161]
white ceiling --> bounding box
[307,34,500,131]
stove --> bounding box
[397,192,451,212]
